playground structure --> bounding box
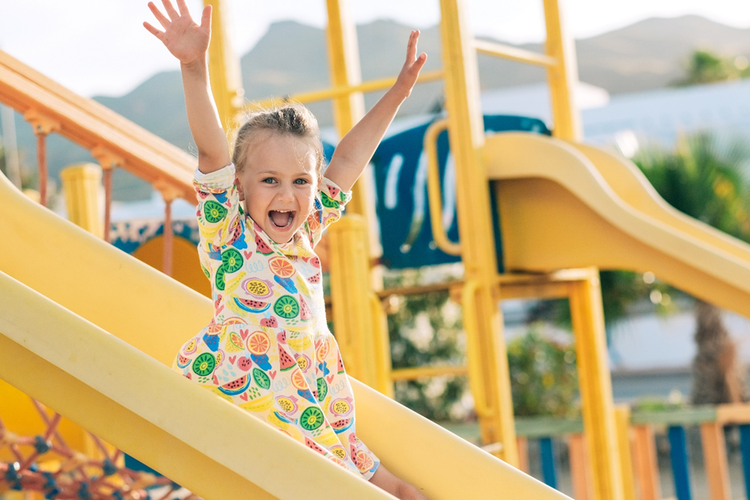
[4,0,750,499]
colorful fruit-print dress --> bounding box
[174,164,380,479]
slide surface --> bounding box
[487,132,750,319]
[0,170,567,499]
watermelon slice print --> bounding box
[320,192,339,209]
[305,437,326,455]
[331,418,353,434]
[217,374,251,396]
[279,347,296,371]
[255,234,273,254]
[233,297,270,313]
[299,297,312,321]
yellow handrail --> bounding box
[243,70,444,114]
[474,39,557,68]
[390,365,468,381]
[423,118,461,256]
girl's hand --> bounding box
[394,30,428,100]
[144,0,211,66]
[370,465,429,500]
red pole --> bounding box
[103,167,113,242]
[35,131,48,206]
[163,197,173,276]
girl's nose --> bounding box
[276,183,294,202]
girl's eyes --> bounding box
[260,178,310,185]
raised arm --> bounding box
[144,0,230,173]
[325,30,427,192]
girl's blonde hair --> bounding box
[232,103,325,178]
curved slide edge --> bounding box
[571,142,750,264]
[485,132,750,319]
[0,173,568,499]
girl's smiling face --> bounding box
[235,132,319,244]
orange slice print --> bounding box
[316,338,330,362]
[269,256,295,278]
[247,331,270,355]
[291,368,308,391]
[356,450,375,473]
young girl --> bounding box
[144,1,427,498]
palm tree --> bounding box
[635,133,750,404]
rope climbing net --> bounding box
[0,398,200,500]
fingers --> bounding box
[406,30,420,62]
[161,0,180,20]
[143,21,164,40]
[200,4,212,31]
[413,52,427,73]
[147,1,170,29]
[175,0,190,16]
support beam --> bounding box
[324,0,369,218]
[203,0,244,129]
[438,0,516,465]
[325,0,389,392]
[60,163,103,239]
[328,215,380,390]
[569,271,623,500]
[542,0,582,141]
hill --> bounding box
[10,15,750,200]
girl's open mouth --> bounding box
[269,210,295,229]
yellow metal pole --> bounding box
[60,163,103,239]
[324,0,369,218]
[370,294,395,397]
[327,215,380,390]
[569,271,623,500]
[325,0,391,394]
[203,0,244,129]
[438,0,517,465]
[542,0,582,141]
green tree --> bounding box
[635,133,750,404]
[675,49,750,87]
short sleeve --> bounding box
[303,177,352,248]
[193,164,242,250]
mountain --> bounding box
[576,15,750,93]
[10,15,750,201]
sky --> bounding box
[1,0,750,98]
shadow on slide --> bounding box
[0,171,567,499]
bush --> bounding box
[508,327,578,417]
[385,268,469,422]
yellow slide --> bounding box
[0,170,567,499]
[487,132,750,318]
